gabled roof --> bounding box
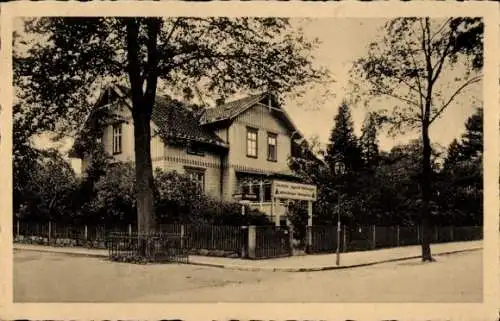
[152,95,227,147]
[200,92,303,140]
[113,84,227,148]
[200,94,265,125]
[70,85,228,159]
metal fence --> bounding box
[107,232,189,263]
[14,220,483,259]
[306,225,343,254]
[307,225,483,254]
[184,224,244,255]
[14,221,131,249]
[14,221,244,256]
[254,226,292,259]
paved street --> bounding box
[15,249,482,302]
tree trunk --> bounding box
[421,19,435,262]
[125,18,159,236]
[125,18,162,259]
[421,122,434,262]
[133,110,156,235]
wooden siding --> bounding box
[98,102,164,170]
[228,103,292,174]
[215,128,229,144]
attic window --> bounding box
[112,123,122,155]
[187,143,205,156]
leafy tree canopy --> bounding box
[15,17,329,136]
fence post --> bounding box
[48,221,52,244]
[16,219,20,238]
[396,225,400,247]
[84,225,88,241]
[128,224,132,236]
[180,224,185,249]
[372,225,376,249]
[248,226,256,259]
[306,226,312,252]
[434,226,439,243]
[417,225,420,243]
[342,225,347,252]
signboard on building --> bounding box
[271,180,317,201]
[242,193,259,201]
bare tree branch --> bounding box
[366,78,421,108]
[164,17,182,46]
[429,18,453,43]
[431,32,453,85]
[422,18,434,122]
[429,76,482,124]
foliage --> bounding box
[154,169,205,224]
[359,112,381,168]
[71,143,114,225]
[286,201,309,241]
[199,198,272,226]
[457,107,483,161]
[154,168,271,226]
[324,101,363,172]
[89,162,137,225]
[15,149,79,223]
[437,107,483,226]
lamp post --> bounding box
[334,161,346,266]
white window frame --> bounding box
[247,127,258,158]
[267,132,277,162]
[112,123,122,155]
[185,167,205,193]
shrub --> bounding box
[89,162,137,225]
[154,169,272,226]
[154,169,206,224]
[199,197,272,226]
[287,201,308,241]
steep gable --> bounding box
[70,85,229,158]
[200,93,303,139]
[200,94,265,125]
[113,84,227,148]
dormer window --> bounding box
[112,123,122,155]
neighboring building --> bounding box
[70,85,313,223]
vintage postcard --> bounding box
[0,1,498,320]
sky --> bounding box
[283,18,481,153]
[27,17,482,171]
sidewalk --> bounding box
[14,240,482,272]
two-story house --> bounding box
[70,84,309,225]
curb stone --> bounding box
[14,245,481,272]
[178,247,482,272]
[14,246,108,259]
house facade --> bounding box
[71,85,309,224]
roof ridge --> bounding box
[220,92,264,107]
